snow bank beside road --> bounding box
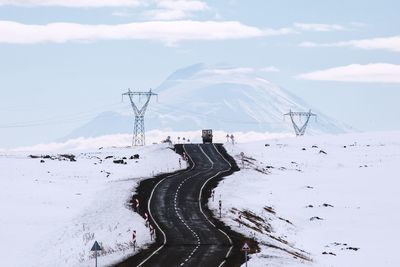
[210,132,400,267]
[0,144,182,267]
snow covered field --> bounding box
[0,143,182,267]
[209,131,400,267]
[2,131,399,267]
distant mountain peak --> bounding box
[64,64,350,140]
[164,63,206,82]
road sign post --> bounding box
[242,242,250,267]
[91,241,102,267]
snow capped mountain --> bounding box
[65,64,349,140]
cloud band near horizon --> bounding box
[297,63,400,83]
[300,36,400,53]
[0,0,141,8]
[0,20,293,45]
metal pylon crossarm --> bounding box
[284,109,317,136]
[122,89,158,146]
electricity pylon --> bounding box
[122,89,157,146]
[284,109,317,136]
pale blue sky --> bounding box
[0,0,399,147]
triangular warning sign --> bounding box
[91,241,102,251]
[241,242,250,252]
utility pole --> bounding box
[284,109,317,136]
[122,89,157,146]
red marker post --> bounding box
[132,230,137,251]
[144,212,149,227]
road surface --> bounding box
[130,143,236,267]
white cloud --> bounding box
[260,66,280,73]
[2,0,210,20]
[1,0,211,20]
[264,27,297,36]
[0,0,141,8]
[294,22,345,32]
[299,36,400,52]
[0,0,209,20]
[142,8,189,20]
[299,41,322,48]
[143,0,209,20]
[347,36,400,52]
[0,20,292,45]
[156,0,207,11]
[297,63,400,83]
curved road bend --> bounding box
[137,143,234,267]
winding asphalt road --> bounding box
[137,144,234,267]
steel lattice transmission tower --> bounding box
[122,89,157,146]
[284,109,317,136]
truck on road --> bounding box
[202,129,213,144]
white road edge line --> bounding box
[212,144,235,261]
[138,144,234,267]
[196,144,234,267]
[137,146,196,267]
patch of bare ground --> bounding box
[235,154,271,174]
[231,206,312,263]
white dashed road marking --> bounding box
[138,144,233,267]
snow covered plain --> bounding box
[2,131,399,267]
[0,143,182,267]
[209,131,400,267]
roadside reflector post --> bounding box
[219,200,222,218]
[149,224,155,241]
[240,152,245,168]
[134,198,140,212]
[91,241,102,267]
